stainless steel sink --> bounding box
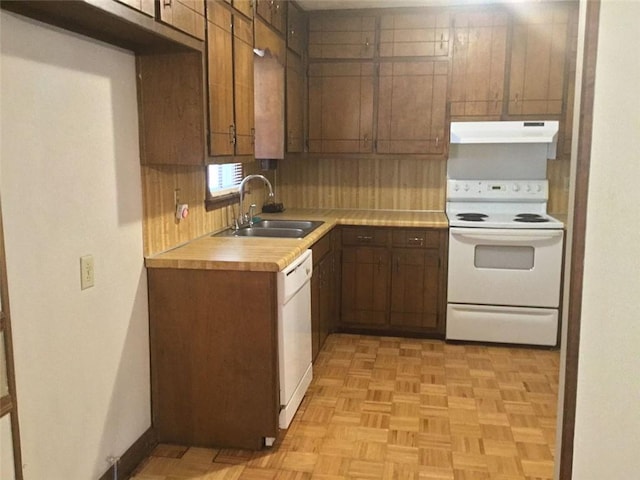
[252,219,323,231]
[213,219,324,239]
[233,227,305,238]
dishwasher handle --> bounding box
[278,250,313,305]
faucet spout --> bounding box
[236,174,274,228]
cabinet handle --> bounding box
[435,136,440,147]
[395,257,400,273]
[229,124,236,145]
[251,127,256,145]
[440,32,444,49]
[356,235,373,243]
[495,92,499,109]
[163,0,171,6]
[364,37,370,47]
[514,93,519,105]
[408,237,424,246]
[290,29,295,38]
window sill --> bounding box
[205,192,239,212]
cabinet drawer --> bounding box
[392,229,440,248]
[312,232,332,265]
[342,227,390,246]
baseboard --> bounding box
[98,427,157,480]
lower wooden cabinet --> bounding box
[339,226,447,336]
[147,268,279,450]
[311,230,338,360]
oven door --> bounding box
[448,228,564,308]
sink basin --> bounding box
[252,220,320,230]
[213,219,324,239]
[233,227,305,238]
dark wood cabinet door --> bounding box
[271,0,287,34]
[287,1,307,57]
[377,61,449,155]
[159,0,206,39]
[232,0,253,18]
[390,249,440,330]
[341,246,390,327]
[311,262,321,360]
[232,12,255,156]
[309,15,375,59]
[379,11,450,57]
[318,253,333,354]
[137,51,205,165]
[117,0,154,16]
[286,51,305,153]
[450,9,508,119]
[206,0,235,156]
[308,62,374,153]
[508,3,571,116]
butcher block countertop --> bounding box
[145,209,449,272]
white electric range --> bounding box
[445,120,566,346]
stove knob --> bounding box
[512,183,521,192]
[526,184,532,192]
[463,183,470,192]
[453,183,460,192]
[536,184,543,192]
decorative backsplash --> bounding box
[141,162,274,257]
[277,156,569,214]
[141,155,569,257]
[276,157,447,211]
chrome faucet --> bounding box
[236,174,274,229]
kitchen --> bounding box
[0,0,639,479]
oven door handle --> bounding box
[451,230,564,244]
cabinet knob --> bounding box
[408,237,424,246]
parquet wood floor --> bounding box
[131,334,559,480]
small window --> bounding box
[207,163,243,197]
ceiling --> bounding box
[295,0,546,10]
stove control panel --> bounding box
[447,180,548,201]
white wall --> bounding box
[572,0,640,477]
[0,11,150,480]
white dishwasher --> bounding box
[277,249,313,429]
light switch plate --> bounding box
[80,255,94,290]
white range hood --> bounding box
[450,120,559,159]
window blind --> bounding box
[207,163,243,197]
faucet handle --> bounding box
[249,204,257,226]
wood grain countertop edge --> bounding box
[145,209,449,272]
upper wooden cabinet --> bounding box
[308,15,376,59]
[158,0,206,40]
[507,3,572,116]
[256,0,287,34]
[116,0,154,17]
[287,1,307,57]
[379,11,450,57]
[377,60,449,154]
[308,62,374,153]
[137,51,205,165]
[450,9,508,119]
[223,0,253,18]
[206,0,254,157]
